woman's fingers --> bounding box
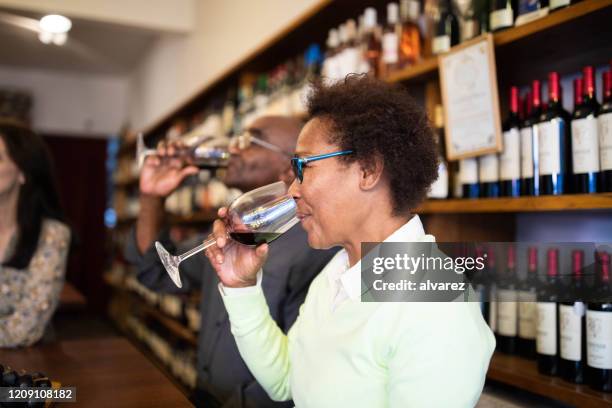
[218,207,227,218]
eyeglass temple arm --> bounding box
[302,150,354,164]
[250,136,293,156]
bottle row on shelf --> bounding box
[125,315,197,390]
[113,174,240,222]
[121,273,201,334]
[470,244,611,392]
[430,60,612,199]
[124,0,583,161]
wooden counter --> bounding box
[0,337,192,407]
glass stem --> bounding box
[177,236,217,262]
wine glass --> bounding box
[155,181,299,288]
[136,132,230,169]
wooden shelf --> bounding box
[169,210,218,225]
[386,0,612,85]
[106,274,199,347]
[487,353,612,408]
[494,0,612,47]
[385,57,438,84]
[416,193,612,214]
[138,300,198,347]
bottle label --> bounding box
[550,0,571,10]
[520,127,533,178]
[428,161,449,198]
[489,300,497,332]
[490,8,514,31]
[343,48,361,77]
[587,309,612,369]
[432,35,450,55]
[479,154,499,183]
[497,290,518,336]
[500,128,521,180]
[598,112,612,171]
[571,116,600,174]
[382,33,399,64]
[536,302,557,355]
[460,158,478,184]
[538,120,562,176]
[559,303,584,362]
[518,290,537,340]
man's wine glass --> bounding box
[155,181,299,288]
[136,133,230,169]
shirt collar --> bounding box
[332,215,432,301]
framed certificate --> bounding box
[438,34,502,160]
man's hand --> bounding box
[140,140,199,197]
[204,208,269,288]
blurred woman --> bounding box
[205,76,495,407]
[0,120,70,347]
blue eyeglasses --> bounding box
[291,150,354,183]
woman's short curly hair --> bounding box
[306,75,439,214]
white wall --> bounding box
[0,0,195,33]
[0,65,129,137]
[129,0,324,131]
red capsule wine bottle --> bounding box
[586,251,612,392]
[572,66,600,194]
[536,248,562,376]
[521,83,542,196]
[497,244,518,354]
[518,246,538,359]
[537,72,572,195]
[559,250,587,384]
[500,86,521,196]
[598,70,612,192]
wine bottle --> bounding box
[322,29,340,83]
[599,70,612,192]
[460,157,479,198]
[489,0,516,32]
[500,86,522,196]
[382,3,400,74]
[586,250,612,392]
[521,82,542,196]
[432,0,459,55]
[497,244,518,354]
[343,20,361,77]
[518,246,538,359]
[363,7,382,77]
[479,153,500,197]
[399,0,422,68]
[486,247,498,341]
[428,105,449,199]
[572,66,600,194]
[474,245,490,323]
[559,250,587,384]
[538,72,572,195]
[549,0,573,12]
[536,247,561,376]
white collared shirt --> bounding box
[325,214,434,311]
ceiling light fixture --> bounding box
[38,14,71,45]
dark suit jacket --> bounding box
[125,224,338,407]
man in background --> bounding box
[125,115,338,408]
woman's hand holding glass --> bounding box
[204,207,269,288]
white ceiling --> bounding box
[0,6,161,74]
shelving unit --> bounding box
[416,193,612,214]
[108,2,612,406]
[386,0,612,85]
[488,353,612,408]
